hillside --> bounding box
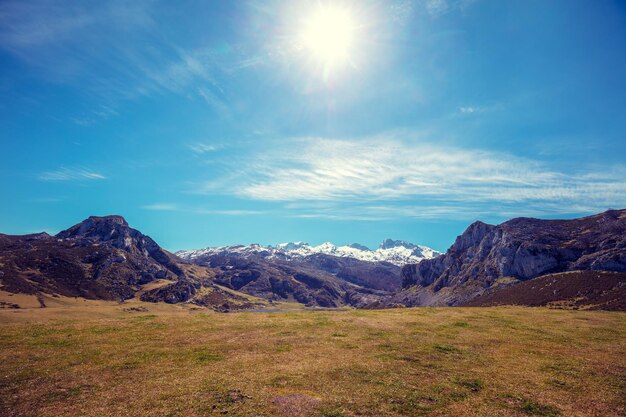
[3,210,625,311]
[179,252,396,308]
[465,270,626,310]
[389,209,626,307]
[0,216,264,311]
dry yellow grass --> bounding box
[0,302,624,416]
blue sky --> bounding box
[1,0,625,252]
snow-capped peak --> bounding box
[347,243,371,251]
[274,241,308,251]
[378,239,417,250]
[177,239,442,266]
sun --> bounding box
[298,4,357,73]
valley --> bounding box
[1,210,625,416]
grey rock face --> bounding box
[141,279,199,304]
[396,209,626,306]
[379,239,416,250]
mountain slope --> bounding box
[0,216,264,310]
[464,271,626,310]
[391,209,626,307]
[177,251,397,308]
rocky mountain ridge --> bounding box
[393,209,626,306]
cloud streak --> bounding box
[188,143,225,154]
[0,0,238,113]
[39,167,106,181]
[196,134,626,217]
[140,203,264,216]
[141,203,179,211]
[423,0,478,17]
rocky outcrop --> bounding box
[394,209,626,306]
[56,215,181,275]
[140,279,200,304]
[298,254,401,292]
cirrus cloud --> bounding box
[39,167,106,182]
[195,133,626,218]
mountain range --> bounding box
[177,239,441,267]
[171,239,441,308]
[1,209,625,311]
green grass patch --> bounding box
[454,378,483,392]
[189,348,224,364]
[318,406,346,417]
[128,314,158,321]
[520,399,561,416]
[432,343,460,354]
[275,343,292,353]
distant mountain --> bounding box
[177,239,441,267]
[0,216,263,311]
[383,209,626,307]
[175,239,441,307]
[193,252,392,308]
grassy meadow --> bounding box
[0,301,624,417]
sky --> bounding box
[1,0,625,252]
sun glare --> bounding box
[299,5,357,73]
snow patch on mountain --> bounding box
[177,239,442,266]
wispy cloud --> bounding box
[425,0,449,17]
[140,204,263,216]
[141,203,179,211]
[459,106,484,114]
[188,143,225,154]
[0,1,238,113]
[195,133,626,217]
[39,167,106,182]
[458,103,501,115]
[194,209,265,216]
[422,0,479,18]
[72,105,119,126]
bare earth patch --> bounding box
[273,393,321,416]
